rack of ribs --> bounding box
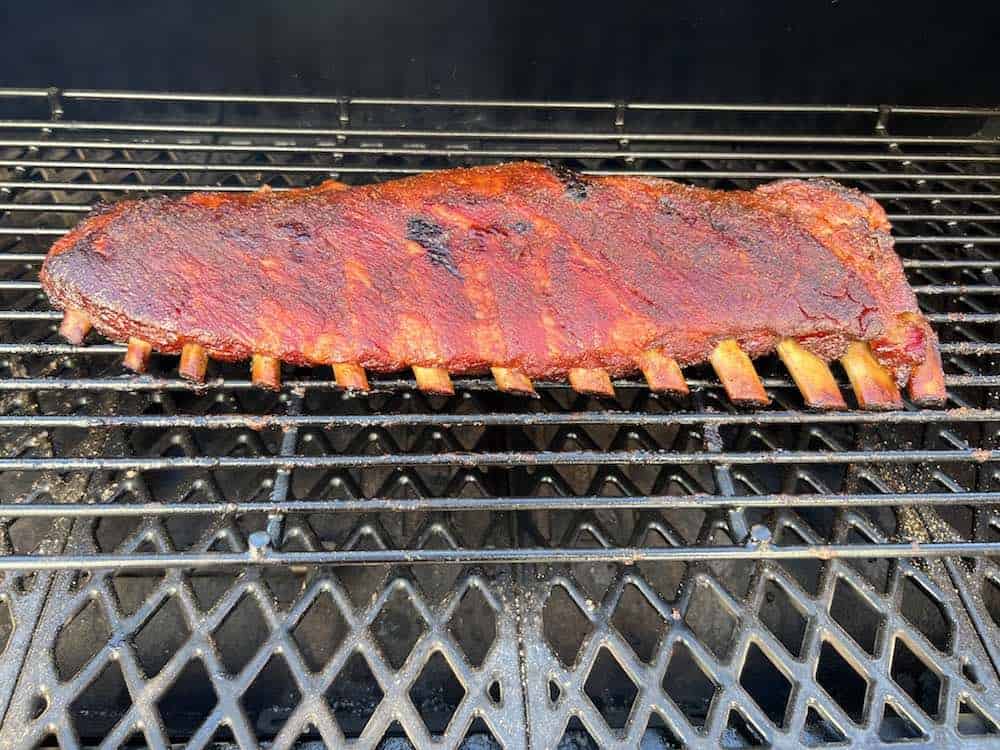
[40,161,946,409]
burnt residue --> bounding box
[546,163,589,201]
[88,200,118,217]
[658,196,680,216]
[658,195,703,227]
[406,216,462,278]
[276,221,312,242]
[512,220,532,235]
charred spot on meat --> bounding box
[406,216,462,278]
[546,162,590,201]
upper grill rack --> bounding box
[0,90,999,748]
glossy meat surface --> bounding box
[41,161,935,382]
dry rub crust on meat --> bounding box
[41,161,945,408]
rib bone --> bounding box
[637,349,689,394]
[58,308,92,345]
[709,339,769,405]
[568,368,615,397]
[178,343,208,382]
[413,366,455,395]
[123,337,152,373]
[776,339,846,410]
[492,367,536,396]
[907,338,947,406]
[251,354,281,390]
[333,363,370,392]
[840,341,902,410]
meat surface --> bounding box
[40,161,945,406]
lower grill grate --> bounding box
[0,91,998,748]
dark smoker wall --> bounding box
[3,0,998,104]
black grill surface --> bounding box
[0,91,998,749]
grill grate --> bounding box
[0,90,998,748]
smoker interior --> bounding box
[0,92,998,749]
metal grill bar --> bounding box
[2,448,997,472]
[0,373,997,390]
[0,491,996,517]
[6,117,1000,143]
[5,147,1000,162]
[0,407,997,429]
[0,541,999,572]
[3,161,1000,181]
[5,141,1000,166]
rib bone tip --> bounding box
[413,366,455,395]
[709,339,769,406]
[333,363,370,392]
[776,339,846,410]
[178,343,208,383]
[840,341,903,410]
[123,337,153,373]
[637,349,689,394]
[492,367,537,396]
[907,340,947,407]
[58,309,92,345]
[251,354,282,390]
[568,368,615,398]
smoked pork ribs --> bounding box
[41,161,945,409]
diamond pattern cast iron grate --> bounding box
[0,91,997,748]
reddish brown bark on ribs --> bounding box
[40,161,943,403]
